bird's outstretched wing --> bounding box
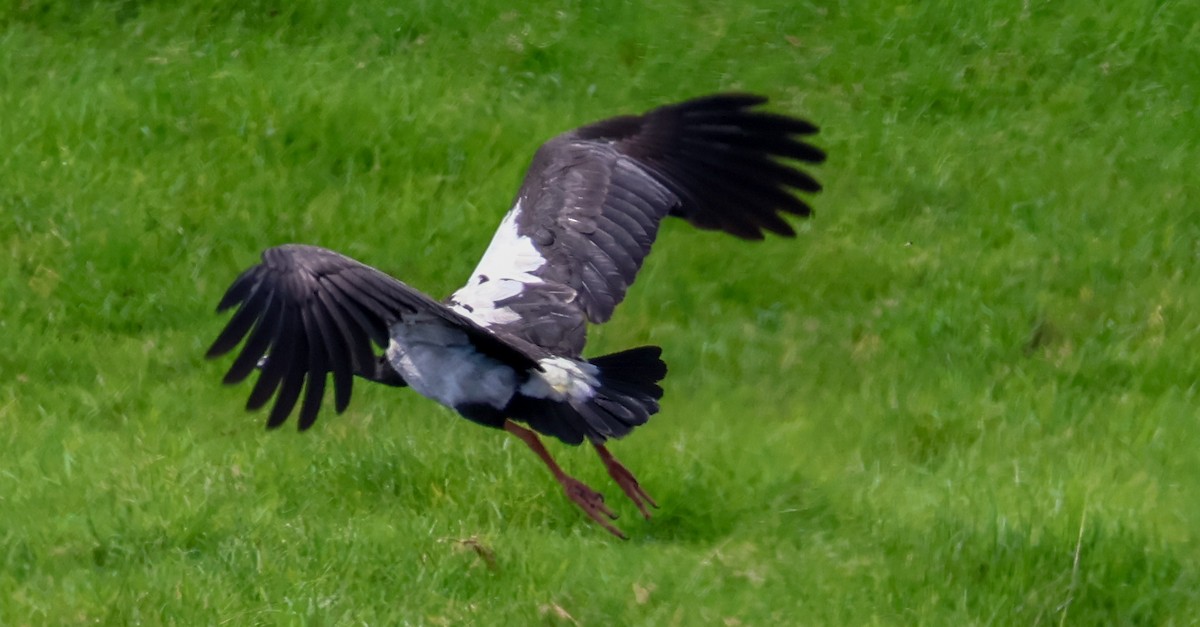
[207,244,541,430]
[449,93,825,355]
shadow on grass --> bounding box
[641,472,842,546]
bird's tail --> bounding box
[585,345,667,438]
[508,346,667,445]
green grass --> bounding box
[2,0,1198,623]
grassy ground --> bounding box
[2,0,1198,624]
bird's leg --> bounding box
[593,442,658,519]
[503,420,626,539]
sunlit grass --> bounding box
[2,0,1198,623]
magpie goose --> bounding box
[206,93,825,538]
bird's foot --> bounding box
[595,445,658,520]
[559,476,626,539]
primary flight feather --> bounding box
[207,93,825,537]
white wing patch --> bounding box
[450,201,547,326]
[450,279,525,324]
[519,356,599,402]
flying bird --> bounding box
[206,93,825,538]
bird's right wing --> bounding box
[450,94,824,355]
[206,244,541,431]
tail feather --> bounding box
[589,346,668,383]
[507,346,667,445]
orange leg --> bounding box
[504,420,626,539]
[593,442,658,519]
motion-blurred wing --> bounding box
[450,93,825,355]
[207,244,540,430]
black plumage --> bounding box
[206,93,824,537]
[208,245,542,430]
[475,93,825,355]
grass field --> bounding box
[2,0,1198,624]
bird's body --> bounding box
[207,93,825,537]
[386,313,520,413]
[384,314,604,424]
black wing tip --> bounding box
[658,93,825,239]
[678,92,823,141]
[673,92,770,112]
[207,244,371,433]
[215,288,244,314]
[768,221,799,238]
[266,408,291,430]
[221,367,249,385]
[259,401,322,431]
[205,342,231,360]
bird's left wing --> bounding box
[207,244,542,430]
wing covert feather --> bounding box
[451,92,824,354]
